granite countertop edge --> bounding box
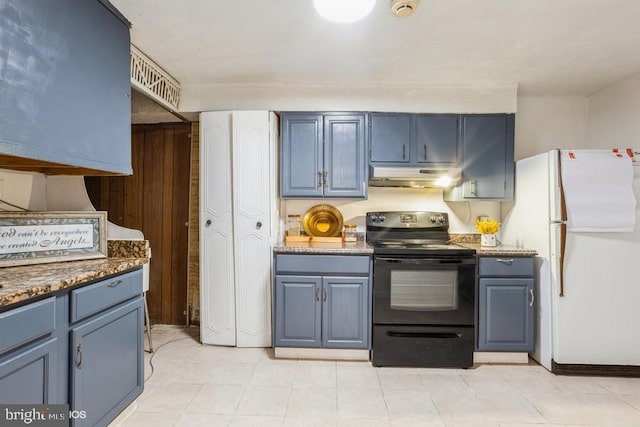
[0,257,147,308]
[273,241,374,255]
[273,241,535,257]
[1,238,151,308]
[457,242,538,256]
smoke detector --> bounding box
[390,0,418,17]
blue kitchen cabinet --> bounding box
[0,268,143,426]
[68,269,144,427]
[414,114,459,164]
[70,297,144,427]
[273,255,371,349]
[0,0,132,174]
[280,113,367,198]
[477,257,535,352]
[369,113,459,165]
[281,114,324,198]
[369,113,412,163]
[0,297,58,404]
[445,114,515,201]
[322,277,369,348]
[274,275,322,347]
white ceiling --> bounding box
[112,0,640,113]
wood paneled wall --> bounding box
[86,123,192,325]
[187,122,200,325]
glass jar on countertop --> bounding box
[287,214,301,236]
[343,223,358,242]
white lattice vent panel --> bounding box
[130,45,181,111]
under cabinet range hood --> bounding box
[368,166,462,188]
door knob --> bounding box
[205,219,212,227]
[256,221,262,229]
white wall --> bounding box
[181,83,518,114]
[514,97,590,160]
[587,71,640,151]
[284,187,501,234]
[0,169,46,211]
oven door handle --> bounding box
[375,257,475,265]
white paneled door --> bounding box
[200,111,275,347]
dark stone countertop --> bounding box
[0,240,149,308]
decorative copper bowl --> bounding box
[302,204,344,237]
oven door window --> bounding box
[390,270,458,311]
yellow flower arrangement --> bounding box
[475,217,500,234]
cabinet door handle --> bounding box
[205,219,212,227]
[323,171,328,188]
[529,289,535,307]
[496,258,514,264]
[315,288,320,301]
[402,144,406,160]
[107,280,123,288]
[76,344,83,369]
[423,144,427,160]
[317,171,323,188]
[322,289,327,302]
[470,180,477,196]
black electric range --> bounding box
[366,211,477,368]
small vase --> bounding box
[481,234,497,247]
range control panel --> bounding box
[366,211,449,229]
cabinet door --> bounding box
[369,113,411,163]
[281,113,324,197]
[274,276,322,347]
[459,114,515,200]
[414,114,459,164]
[0,338,57,404]
[0,0,131,174]
[70,297,143,427]
[478,278,534,352]
[324,114,367,198]
[322,277,370,349]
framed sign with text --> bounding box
[0,212,107,267]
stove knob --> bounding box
[429,215,437,223]
[378,214,386,223]
[437,216,446,224]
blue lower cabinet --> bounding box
[0,337,58,404]
[274,276,322,347]
[70,297,144,427]
[274,273,370,350]
[322,277,369,348]
[477,278,534,352]
[0,270,143,424]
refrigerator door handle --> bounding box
[556,150,568,297]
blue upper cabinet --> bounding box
[281,113,324,198]
[0,0,132,174]
[369,113,411,163]
[324,114,367,198]
[444,114,515,201]
[414,114,459,165]
[369,113,459,166]
[281,112,367,199]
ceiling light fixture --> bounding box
[314,0,376,23]
[390,0,418,17]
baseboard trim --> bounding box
[275,347,370,361]
[473,352,529,364]
[552,360,640,377]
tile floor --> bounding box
[112,325,640,427]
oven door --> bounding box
[373,256,476,326]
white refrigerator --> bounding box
[500,149,640,371]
